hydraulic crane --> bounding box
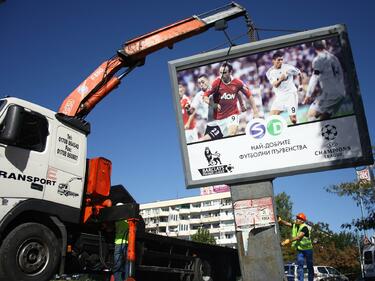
[58,2,252,118]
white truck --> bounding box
[364,243,375,280]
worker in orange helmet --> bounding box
[279,213,313,281]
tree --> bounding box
[325,169,375,230]
[275,192,295,262]
[191,227,216,245]
[275,192,293,225]
[325,147,374,230]
[313,230,360,276]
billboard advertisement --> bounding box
[200,184,230,195]
[169,25,373,188]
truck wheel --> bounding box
[193,258,213,281]
[0,222,60,281]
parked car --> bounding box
[363,244,375,280]
[284,263,349,281]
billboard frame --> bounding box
[168,24,373,188]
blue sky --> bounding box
[1,0,374,233]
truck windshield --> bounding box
[0,100,6,112]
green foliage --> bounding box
[191,227,216,245]
[275,192,293,223]
[313,230,360,276]
[325,173,375,230]
[275,192,295,262]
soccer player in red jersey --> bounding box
[203,62,259,137]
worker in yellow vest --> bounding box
[279,213,313,281]
[113,204,129,281]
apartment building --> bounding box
[139,191,237,248]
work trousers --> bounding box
[296,249,313,281]
[113,244,128,281]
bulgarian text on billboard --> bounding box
[169,25,373,188]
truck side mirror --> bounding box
[0,104,25,145]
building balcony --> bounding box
[201,216,220,223]
[220,204,233,210]
[179,208,190,214]
[201,205,221,212]
[178,230,190,236]
[168,220,178,226]
[140,212,150,218]
[209,228,220,234]
[220,215,234,221]
[220,226,235,232]
[145,223,157,229]
[189,218,202,224]
[217,238,237,245]
[190,207,201,213]
[189,229,198,235]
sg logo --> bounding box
[246,116,287,139]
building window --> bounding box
[179,224,189,231]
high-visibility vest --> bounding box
[115,220,129,245]
[291,223,313,250]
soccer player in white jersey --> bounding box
[194,74,224,141]
[303,41,346,120]
[178,82,198,143]
[266,51,303,125]
[192,75,209,123]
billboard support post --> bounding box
[230,180,284,281]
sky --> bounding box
[0,0,374,234]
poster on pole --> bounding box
[233,197,275,229]
[169,24,374,188]
[356,167,374,186]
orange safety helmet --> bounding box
[296,213,307,222]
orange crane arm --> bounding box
[58,2,248,117]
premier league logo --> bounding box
[321,124,338,141]
[198,147,234,176]
[204,147,222,166]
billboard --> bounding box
[200,184,230,195]
[169,25,373,188]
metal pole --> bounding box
[356,230,365,279]
[359,193,368,239]
[230,181,285,281]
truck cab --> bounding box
[0,97,104,281]
[0,97,88,217]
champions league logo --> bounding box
[198,147,234,176]
[321,124,338,141]
[315,124,351,159]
